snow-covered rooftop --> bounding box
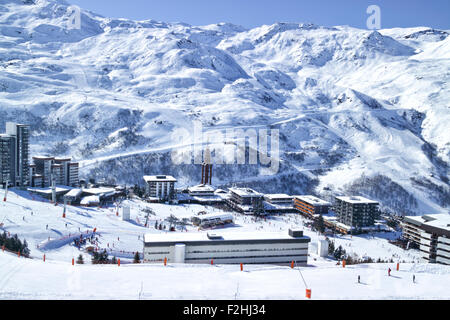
[27,186,71,194]
[229,187,263,197]
[264,194,293,200]
[192,212,234,221]
[188,184,215,193]
[80,195,100,205]
[143,175,177,182]
[144,230,309,243]
[404,213,450,232]
[335,196,379,204]
[32,156,55,161]
[65,189,83,198]
[82,187,116,195]
[294,195,332,206]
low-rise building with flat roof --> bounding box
[187,184,215,196]
[264,194,293,204]
[294,195,332,218]
[226,187,265,214]
[143,229,310,265]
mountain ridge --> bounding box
[1,0,449,215]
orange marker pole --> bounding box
[397,263,399,271]
[306,289,312,299]
[291,261,295,269]
[164,257,167,266]
[343,260,346,268]
[211,259,214,266]
[240,263,243,272]
[72,258,74,266]
[43,254,46,262]
[118,259,121,267]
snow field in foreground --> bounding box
[0,251,449,300]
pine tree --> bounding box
[328,240,335,255]
[21,239,30,257]
[334,245,346,260]
[134,252,141,264]
[92,250,109,264]
[0,231,6,246]
[77,254,84,264]
[314,215,325,234]
[252,198,265,217]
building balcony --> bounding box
[437,249,450,259]
[436,256,450,266]
[438,237,450,245]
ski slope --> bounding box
[0,250,449,300]
[0,189,446,300]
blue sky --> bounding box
[69,0,450,30]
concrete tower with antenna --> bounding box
[201,145,213,185]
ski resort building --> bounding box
[143,229,311,265]
[55,158,79,187]
[178,184,224,205]
[402,214,450,265]
[191,212,234,229]
[30,156,79,188]
[294,195,332,218]
[188,184,215,197]
[0,123,30,187]
[27,186,71,202]
[264,194,293,204]
[143,175,177,202]
[334,196,379,229]
[81,187,123,206]
[226,188,265,214]
[0,134,15,186]
[30,157,53,187]
[263,194,296,213]
[64,188,83,205]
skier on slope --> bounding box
[388,268,391,276]
[358,275,361,284]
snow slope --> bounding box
[1,247,449,300]
[0,186,448,300]
[0,0,449,215]
[0,190,450,300]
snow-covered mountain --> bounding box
[1,0,449,215]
